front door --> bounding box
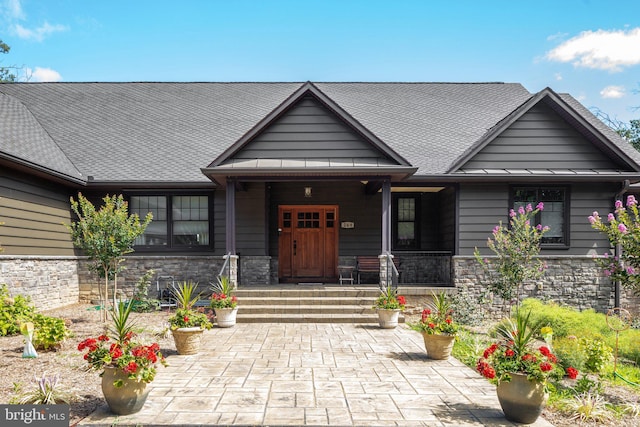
[278,205,338,282]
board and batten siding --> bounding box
[234,95,388,162]
[0,173,75,255]
[463,103,623,171]
[459,183,618,256]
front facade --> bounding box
[1,82,639,314]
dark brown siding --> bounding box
[0,172,75,255]
[464,103,623,170]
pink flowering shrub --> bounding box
[589,195,640,296]
[474,202,549,304]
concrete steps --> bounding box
[232,285,404,324]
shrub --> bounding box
[32,313,70,351]
[0,284,36,336]
[554,337,586,371]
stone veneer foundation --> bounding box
[0,255,638,318]
[453,256,639,319]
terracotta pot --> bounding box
[101,366,149,415]
[421,332,456,360]
[215,307,238,328]
[376,308,401,329]
[496,372,548,424]
[172,327,204,355]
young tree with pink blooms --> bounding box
[589,195,640,296]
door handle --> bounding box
[293,240,297,256]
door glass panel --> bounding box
[297,211,320,228]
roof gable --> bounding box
[449,87,640,175]
[203,82,417,184]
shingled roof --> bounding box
[0,82,636,185]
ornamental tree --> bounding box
[474,203,549,312]
[589,195,640,296]
[67,193,152,320]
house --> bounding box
[0,81,638,315]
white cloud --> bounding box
[3,0,25,20]
[554,73,562,81]
[14,21,67,42]
[600,85,625,99]
[546,28,640,72]
[27,67,62,82]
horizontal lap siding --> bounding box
[236,96,386,161]
[0,174,75,255]
[568,183,617,254]
[459,182,618,256]
[464,104,621,170]
[458,184,508,255]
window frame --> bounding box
[509,185,570,249]
[127,191,214,252]
[392,193,420,251]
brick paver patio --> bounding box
[78,323,554,426]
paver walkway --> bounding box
[78,323,554,426]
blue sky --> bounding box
[1,0,639,123]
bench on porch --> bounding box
[356,256,401,284]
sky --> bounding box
[1,0,639,124]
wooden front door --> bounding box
[278,205,338,282]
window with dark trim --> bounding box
[393,195,420,250]
[512,186,569,247]
[130,195,211,249]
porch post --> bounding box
[225,179,238,288]
[381,179,392,287]
[381,179,391,253]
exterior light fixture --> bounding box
[304,186,312,198]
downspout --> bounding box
[613,179,630,308]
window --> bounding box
[393,195,419,249]
[130,195,210,249]
[512,187,568,246]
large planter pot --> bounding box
[421,332,456,360]
[496,372,548,424]
[101,366,150,415]
[215,307,238,328]
[172,327,204,355]
[376,308,401,329]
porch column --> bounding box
[381,179,392,253]
[225,179,237,255]
[225,179,238,288]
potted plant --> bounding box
[168,281,213,355]
[210,275,238,328]
[77,300,167,415]
[408,291,459,359]
[372,285,406,329]
[475,309,573,424]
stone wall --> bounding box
[453,256,639,319]
[78,255,227,303]
[0,256,80,311]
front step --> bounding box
[231,286,405,324]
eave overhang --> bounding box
[0,154,86,186]
[202,163,418,186]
